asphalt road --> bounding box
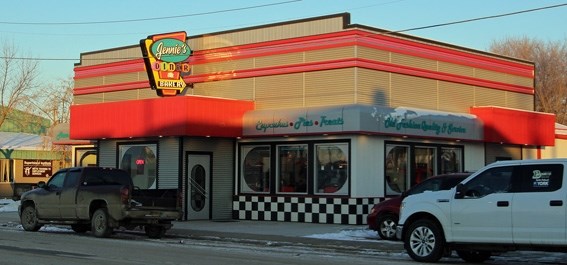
[0,227,417,265]
[2,210,567,265]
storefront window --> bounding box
[441,147,462,174]
[315,143,349,195]
[414,147,436,186]
[119,143,157,189]
[277,145,308,193]
[385,145,409,196]
[75,147,97,167]
[240,146,271,193]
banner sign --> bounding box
[243,105,483,141]
[140,31,192,96]
[23,160,52,178]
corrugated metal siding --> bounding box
[390,74,437,108]
[357,47,389,63]
[475,68,509,84]
[191,58,254,75]
[188,17,344,51]
[438,81,475,113]
[305,68,355,107]
[355,68,390,106]
[184,137,235,220]
[192,78,254,100]
[138,88,160,100]
[507,75,533,88]
[80,47,141,67]
[255,52,304,68]
[73,94,104,105]
[506,92,534,111]
[304,46,354,63]
[485,143,522,164]
[103,72,141,85]
[391,53,437,71]
[438,61,474,77]
[98,140,117,168]
[75,77,104,89]
[474,87,507,107]
[255,73,304,109]
[158,138,180,189]
[103,90,139,102]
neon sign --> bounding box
[140,31,192,96]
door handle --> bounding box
[497,201,509,207]
[550,200,563,206]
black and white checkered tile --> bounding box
[232,195,381,225]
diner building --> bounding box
[70,13,556,224]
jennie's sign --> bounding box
[140,31,192,96]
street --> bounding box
[1,223,567,265]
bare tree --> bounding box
[489,37,567,124]
[0,40,40,129]
[30,77,74,126]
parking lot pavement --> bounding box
[0,209,403,253]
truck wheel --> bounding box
[377,213,398,240]
[404,219,445,263]
[91,208,113,238]
[456,250,491,263]
[71,224,90,233]
[20,205,43,232]
[145,225,166,239]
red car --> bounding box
[367,173,471,240]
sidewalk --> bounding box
[168,219,404,253]
[0,210,403,253]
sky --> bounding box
[1,0,566,85]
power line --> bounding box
[1,2,566,62]
[389,3,567,34]
[0,0,302,25]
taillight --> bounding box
[120,186,130,205]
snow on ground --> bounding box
[305,228,383,242]
[0,198,19,213]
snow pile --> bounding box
[0,199,19,212]
[305,228,385,242]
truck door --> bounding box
[59,169,82,219]
[451,166,514,243]
[512,163,566,245]
[36,170,67,219]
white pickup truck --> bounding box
[396,159,567,263]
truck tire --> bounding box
[404,219,445,263]
[91,208,113,238]
[20,205,43,232]
[145,225,166,239]
[376,213,398,240]
[456,250,491,263]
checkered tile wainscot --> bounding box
[233,195,381,225]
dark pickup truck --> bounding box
[18,167,182,239]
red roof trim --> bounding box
[74,30,533,80]
[74,58,534,96]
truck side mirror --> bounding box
[37,181,46,189]
[455,183,465,199]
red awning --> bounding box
[70,96,254,139]
[470,106,555,146]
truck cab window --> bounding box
[47,172,66,190]
[462,166,512,198]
